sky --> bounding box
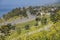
[0,0,60,17]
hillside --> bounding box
[0,3,60,40]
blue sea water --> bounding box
[0,0,60,17]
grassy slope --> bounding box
[22,22,60,40]
[5,13,51,40]
[5,20,36,40]
[5,19,48,40]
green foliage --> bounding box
[3,7,27,20]
[35,17,41,26]
[22,7,27,17]
[29,6,37,15]
[0,24,15,36]
[50,10,60,23]
[41,14,48,25]
[41,17,47,25]
[35,17,40,22]
[25,25,30,30]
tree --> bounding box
[41,16,47,25]
[0,23,15,36]
[35,17,40,22]
[22,7,27,17]
[25,25,30,30]
[29,6,36,15]
[0,24,16,40]
[35,17,40,26]
[7,23,15,30]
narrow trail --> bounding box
[0,11,36,26]
[10,23,53,40]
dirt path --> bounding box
[0,11,36,26]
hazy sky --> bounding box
[0,0,60,17]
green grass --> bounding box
[15,20,36,28]
[20,22,60,40]
[5,20,36,40]
[5,21,51,40]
